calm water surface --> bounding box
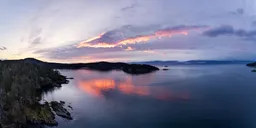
[44,65,256,128]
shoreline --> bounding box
[0,62,73,128]
[0,59,159,128]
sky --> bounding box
[0,0,256,62]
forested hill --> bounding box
[1,58,159,75]
[0,61,71,127]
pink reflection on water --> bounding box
[75,70,190,101]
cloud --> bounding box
[29,28,43,46]
[230,8,244,15]
[252,21,256,27]
[124,46,134,51]
[29,28,42,40]
[141,50,165,55]
[33,24,209,61]
[203,25,256,41]
[0,46,7,51]
[31,37,43,45]
[77,25,208,49]
[34,45,124,60]
[203,25,234,37]
[121,3,138,11]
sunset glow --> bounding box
[76,29,192,49]
[77,77,190,100]
[83,32,106,44]
[0,0,255,62]
[78,79,116,96]
[1,1,256,127]
[124,46,134,51]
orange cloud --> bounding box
[118,35,155,46]
[83,32,106,43]
[76,28,199,49]
[77,42,116,48]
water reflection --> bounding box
[75,70,190,101]
[44,65,256,128]
[78,79,115,97]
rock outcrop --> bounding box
[0,61,72,127]
[50,101,72,120]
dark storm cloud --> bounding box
[203,25,256,41]
[0,46,7,51]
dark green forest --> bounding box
[0,61,70,128]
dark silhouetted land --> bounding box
[0,58,159,127]
[4,58,159,74]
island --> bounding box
[247,62,256,67]
[247,62,256,72]
[162,68,169,71]
[0,58,159,127]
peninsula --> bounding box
[0,58,159,127]
[5,58,159,74]
[0,61,72,127]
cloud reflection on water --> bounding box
[74,70,190,101]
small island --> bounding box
[247,62,256,67]
[247,62,256,72]
[0,58,159,127]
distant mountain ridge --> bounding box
[133,60,255,66]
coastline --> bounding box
[0,59,159,128]
[0,62,73,128]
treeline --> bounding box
[0,61,68,127]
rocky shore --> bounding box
[50,101,72,120]
[0,61,72,128]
